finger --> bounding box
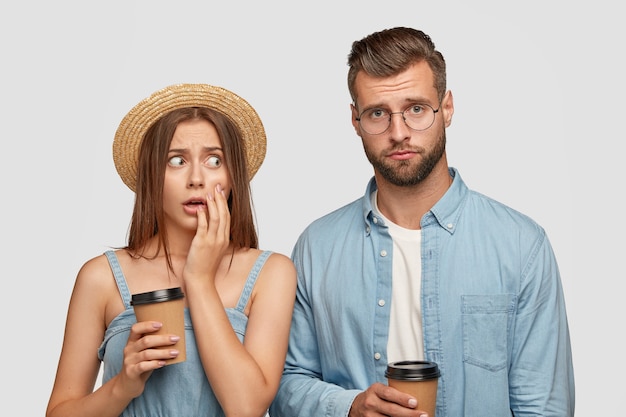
[205,189,221,236]
[137,345,181,362]
[138,334,182,350]
[214,184,230,241]
[129,321,163,341]
[125,331,181,364]
[195,197,209,233]
[377,383,418,410]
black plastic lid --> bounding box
[385,360,441,381]
[130,287,185,306]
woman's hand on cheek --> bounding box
[184,184,231,282]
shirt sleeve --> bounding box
[270,235,361,417]
[508,231,575,416]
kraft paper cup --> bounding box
[131,287,186,364]
[386,360,440,416]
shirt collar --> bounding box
[361,167,469,235]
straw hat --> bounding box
[113,83,266,192]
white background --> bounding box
[1,1,622,415]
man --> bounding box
[270,27,574,416]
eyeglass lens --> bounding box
[358,104,438,135]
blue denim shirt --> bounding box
[270,168,574,417]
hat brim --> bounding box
[113,84,266,192]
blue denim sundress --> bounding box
[98,249,272,416]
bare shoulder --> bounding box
[66,250,124,327]
[236,248,295,284]
[237,248,294,273]
[255,250,296,295]
[261,250,296,275]
[72,251,120,306]
[245,250,296,317]
[75,252,115,286]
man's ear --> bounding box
[441,90,454,128]
[351,103,362,136]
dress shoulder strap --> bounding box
[235,250,272,313]
[104,250,132,309]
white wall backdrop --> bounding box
[1,1,621,415]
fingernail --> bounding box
[170,336,180,342]
[169,350,179,356]
[153,322,163,328]
[408,398,417,408]
[216,183,222,193]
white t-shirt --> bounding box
[372,191,424,363]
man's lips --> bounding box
[388,150,417,160]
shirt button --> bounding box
[378,299,385,307]
[380,250,387,257]
[374,352,381,360]
[373,217,379,224]
[446,223,453,229]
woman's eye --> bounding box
[168,156,185,167]
[206,156,222,168]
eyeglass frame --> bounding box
[354,102,440,135]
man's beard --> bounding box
[364,131,446,187]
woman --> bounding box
[47,84,296,417]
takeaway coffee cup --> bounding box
[386,360,440,416]
[131,287,186,364]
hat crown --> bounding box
[113,83,266,192]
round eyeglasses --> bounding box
[355,103,440,135]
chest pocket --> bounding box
[461,294,516,372]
